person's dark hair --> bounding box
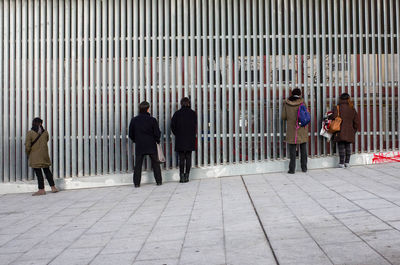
[288,88,302,101]
[340,93,350,100]
[340,93,354,109]
[292,88,302,96]
[31,117,43,132]
[139,101,150,113]
[180,97,191,108]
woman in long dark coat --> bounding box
[25,118,59,196]
[171,97,197,183]
[129,101,162,187]
[330,93,360,168]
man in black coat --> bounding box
[128,101,162,187]
[171,97,197,183]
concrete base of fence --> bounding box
[0,151,394,194]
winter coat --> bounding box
[171,107,197,152]
[128,113,161,155]
[282,98,309,144]
[330,99,360,143]
[25,130,52,168]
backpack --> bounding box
[297,103,311,127]
[294,103,310,144]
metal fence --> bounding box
[0,0,399,182]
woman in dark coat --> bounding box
[330,93,360,168]
[129,101,162,187]
[282,88,309,174]
[25,118,58,196]
[171,97,197,183]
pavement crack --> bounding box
[241,176,280,265]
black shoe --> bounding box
[156,182,162,186]
[184,173,189,183]
[287,170,295,174]
[302,168,307,173]
[134,184,140,188]
[179,173,185,183]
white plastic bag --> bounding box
[320,125,332,142]
[156,143,166,163]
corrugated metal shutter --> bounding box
[0,0,399,182]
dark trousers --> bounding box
[178,151,192,175]
[34,168,55,189]
[288,143,308,172]
[338,141,352,164]
[134,153,162,185]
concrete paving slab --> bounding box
[100,237,146,254]
[69,232,114,249]
[353,198,397,210]
[271,237,332,265]
[0,164,400,264]
[179,245,225,265]
[307,225,361,245]
[89,253,136,265]
[320,241,391,265]
[9,258,51,265]
[0,253,21,265]
[359,230,400,264]
[340,190,378,201]
[370,207,400,222]
[49,247,102,265]
[135,240,182,261]
[146,225,187,242]
[182,229,223,248]
[132,258,178,265]
[338,214,393,235]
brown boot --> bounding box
[51,186,59,193]
[32,189,46,196]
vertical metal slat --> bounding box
[127,0,133,171]
[121,0,127,172]
[59,0,65,178]
[65,0,71,177]
[71,0,77,176]
[114,0,121,172]
[95,0,101,173]
[108,0,114,173]
[15,0,22,180]
[9,0,16,181]
[202,0,209,166]
[89,0,96,175]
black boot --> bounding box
[184,173,189,183]
[179,173,185,183]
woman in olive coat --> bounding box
[330,93,360,168]
[282,88,309,174]
[25,118,58,196]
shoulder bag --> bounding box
[328,106,342,134]
[156,143,166,163]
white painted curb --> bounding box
[0,151,397,194]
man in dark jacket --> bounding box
[129,101,162,187]
[171,97,197,183]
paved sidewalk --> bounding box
[1,163,400,265]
